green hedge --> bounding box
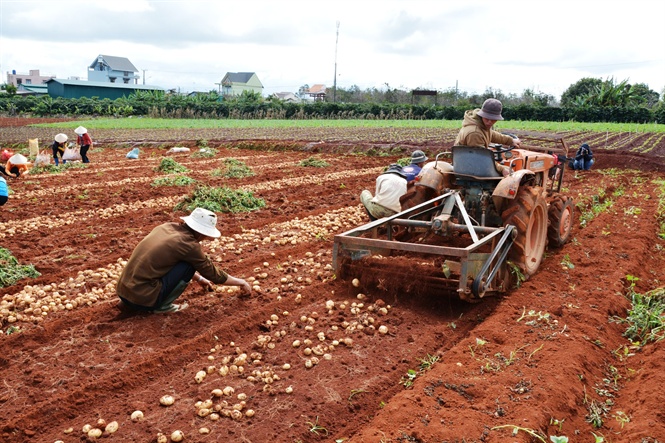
[0,94,662,123]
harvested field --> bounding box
[1,118,664,443]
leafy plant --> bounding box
[299,156,329,168]
[613,411,630,429]
[610,282,665,345]
[154,157,189,174]
[400,369,418,388]
[213,158,254,178]
[306,416,328,436]
[491,424,547,442]
[468,337,487,358]
[399,353,442,390]
[517,308,552,326]
[175,185,265,213]
[61,162,88,170]
[507,261,526,288]
[549,417,565,432]
[655,178,665,239]
[560,254,575,269]
[151,175,196,187]
[0,247,41,287]
[5,325,21,335]
[576,184,625,228]
[418,354,439,371]
[28,164,64,174]
[191,146,218,158]
[586,399,609,428]
[348,389,366,401]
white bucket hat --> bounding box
[181,208,221,238]
[74,126,87,135]
[55,133,68,143]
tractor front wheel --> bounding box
[547,195,574,247]
[501,186,548,277]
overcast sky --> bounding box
[1,0,664,100]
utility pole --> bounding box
[333,21,340,103]
[143,70,146,85]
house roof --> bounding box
[89,55,139,73]
[272,92,299,102]
[223,72,256,83]
[46,78,163,91]
[17,84,48,92]
[308,84,327,94]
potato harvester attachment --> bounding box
[333,134,574,302]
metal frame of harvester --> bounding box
[332,135,572,302]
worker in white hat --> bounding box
[74,126,93,163]
[116,207,252,313]
[1,153,32,178]
[52,133,68,166]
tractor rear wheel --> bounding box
[501,186,548,277]
[547,195,574,247]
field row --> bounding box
[1,166,381,238]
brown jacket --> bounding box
[116,222,228,307]
[454,109,515,148]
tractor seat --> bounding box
[452,145,503,179]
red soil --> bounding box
[0,117,664,443]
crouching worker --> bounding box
[116,207,252,314]
[1,154,31,177]
[360,164,408,221]
[571,143,594,171]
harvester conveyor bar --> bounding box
[389,218,504,236]
[334,225,508,258]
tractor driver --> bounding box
[454,98,521,176]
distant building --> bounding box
[6,69,55,87]
[271,92,300,103]
[46,78,163,100]
[219,72,263,96]
[88,55,140,84]
[307,84,327,101]
[16,84,49,96]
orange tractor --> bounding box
[333,134,574,301]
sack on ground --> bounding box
[167,147,190,154]
[1,149,14,163]
[126,147,140,159]
[28,138,39,157]
[34,151,51,166]
[62,146,81,161]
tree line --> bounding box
[1,77,663,123]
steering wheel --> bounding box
[490,144,515,162]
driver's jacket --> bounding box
[454,109,515,148]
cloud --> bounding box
[1,0,663,98]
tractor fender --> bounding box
[417,160,453,191]
[492,169,534,199]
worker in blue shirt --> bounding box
[402,150,428,182]
[0,176,9,206]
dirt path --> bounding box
[1,121,664,443]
